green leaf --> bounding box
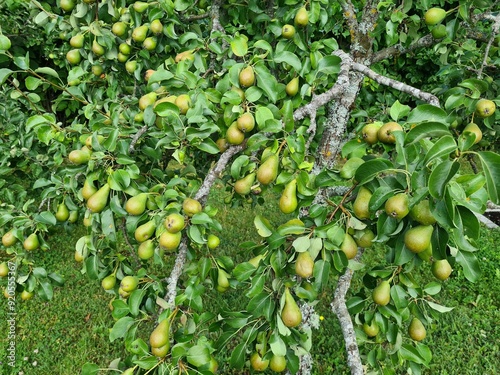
[196,138,220,154]
[273,51,302,72]
[254,215,273,237]
[354,159,393,184]
[292,236,310,252]
[128,289,146,316]
[455,250,481,282]
[389,100,411,122]
[399,344,425,364]
[85,255,99,280]
[38,279,54,301]
[230,342,247,369]
[406,105,447,124]
[269,331,287,356]
[109,316,135,342]
[346,296,365,315]
[187,345,211,367]
[35,67,60,78]
[423,136,457,165]
[477,151,500,204]
[404,122,450,145]
[426,300,454,313]
[254,64,278,103]
[313,260,330,290]
[429,161,459,199]
[247,292,276,321]
[230,33,248,57]
[233,262,256,281]
[81,363,99,375]
[0,68,13,85]
[133,356,158,370]
[112,299,130,320]
[317,55,341,74]
[34,211,57,225]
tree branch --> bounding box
[477,12,500,78]
[372,34,435,63]
[120,218,141,270]
[129,124,149,154]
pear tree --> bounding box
[0,0,499,374]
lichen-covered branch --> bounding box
[339,0,359,43]
[372,34,435,63]
[129,124,148,154]
[477,12,500,78]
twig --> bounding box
[129,124,149,154]
[304,109,317,152]
[372,34,435,63]
[477,12,500,78]
[120,218,141,269]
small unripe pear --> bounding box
[353,186,372,220]
[23,233,40,251]
[239,66,255,87]
[431,259,452,281]
[236,112,255,132]
[295,251,314,278]
[285,77,299,96]
[424,7,446,26]
[281,287,302,327]
[294,7,309,27]
[408,317,426,341]
[135,220,156,242]
[55,202,70,222]
[372,280,391,306]
[101,274,117,290]
[226,122,245,145]
[385,193,409,220]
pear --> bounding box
[149,19,163,34]
[339,157,364,179]
[122,369,135,375]
[101,274,116,290]
[207,234,220,250]
[87,183,110,213]
[159,231,182,252]
[111,21,127,36]
[404,225,433,253]
[409,199,436,225]
[133,0,149,12]
[150,318,171,348]
[55,202,70,222]
[282,24,296,39]
[294,6,309,27]
[226,122,245,145]
[234,173,256,195]
[279,179,298,214]
[270,354,287,372]
[431,259,452,281]
[354,228,375,248]
[257,154,279,185]
[418,243,433,262]
[0,262,8,277]
[125,193,149,216]
[2,230,18,247]
[20,290,34,301]
[69,33,84,48]
[424,7,446,26]
[462,123,483,144]
[217,268,230,292]
[68,149,91,164]
[175,94,191,114]
[81,180,96,202]
[295,251,314,278]
[143,36,157,51]
[248,254,264,268]
[216,138,229,153]
[408,317,426,341]
[372,280,391,306]
[164,213,185,233]
[377,121,403,144]
[250,352,270,372]
[281,287,302,328]
[139,92,157,111]
[138,239,155,260]
[285,77,299,96]
[23,233,40,251]
[363,320,380,337]
[92,40,105,56]
[119,287,131,298]
[361,123,381,145]
[236,112,255,132]
[353,186,372,220]
[120,275,139,292]
[182,198,202,217]
[384,193,409,220]
[152,343,169,358]
[75,250,85,262]
[340,233,358,260]
[135,220,156,242]
[475,99,496,118]
[239,66,255,87]
[132,25,149,43]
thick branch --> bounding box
[129,124,148,154]
[477,12,500,78]
[372,34,435,63]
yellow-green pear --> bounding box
[385,193,410,220]
[226,122,245,145]
[234,173,256,195]
[20,289,34,301]
[133,1,149,12]
[55,202,70,222]
[257,153,279,185]
[285,77,299,96]
[475,99,496,118]
[150,318,171,348]
[132,25,148,43]
[207,234,220,250]
[250,352,270,372]
[138,239,155,260]
[159,231,182,252]
[92,40,105,56]
[135,220,156,242]
[248,254,264,268]
[462,122,483,144]
[87,183,110,213]
[408,317,426,341]
[354,228,375,248]
[339,157,364,179]
[404,225,433,253]
[2,230,18,247]
[431,259,452,280]
[68,149,91,164]
[217,268,230,292]
[377,121,402,144]
[236,112,255,132]
[150,19,163,34]
[353,186,372,220]
[279,179,298,214]
[410,199,436,226]
[294,6,309,27]
[239,66,255,87]
[281,287,302,328]
[363,320,380,337]
[111,21,127,36]
[139,92,157,111]
[82,179,98,201]
[23,233,40,251]
[340,233,358,260]
[125,193,149,216]
[424,7,446,26]
[164,213,185,233]
[101,274,116,290]
[295,251,314,278]
[182,198,202,217]
[120,275,139,292]
[175,94,191,114]
[68,210,78,223]
[361,123,381,145]
[372,280,391,306]
[0,262,8,277]
[270,354,287,372]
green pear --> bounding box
[159,231,182,252]
[150,19,163,34]
[410,199,436,226]
[101,274,116,290]
[285,77,299,96]
[150,318,171,348]
[257,153,279,185]
[340,233,358,260]
[353,186,372,220]
[132,25,149,43]
[250,352,270,372]
[462,122,483,144]
[69,33,84,48]
[182,198,202,217]
[120,275,139,292]
[236,112,255,133]
[207,234,220,250]
[152,343,169,358]
[248,254,264,268]
[385,193,409,220]
[408,317,426,341]
[339,157,364,179]
[404,225,433,253]
[87,183,110,213]
[424,7,446,26]
[164,213,185,233]
[234,173,255,195]
[68,149,91,164]
[81,179,98,201]
[372,280,391,306]
[226,122,245,145]
[175,94,191,114]
[133,1,149,13]
[55,202,70,222]
[20,289,34,301]
[279,179,298,214]
[363,320,380,337]
[361,123,381,145]
[138,239,155,260]
[125,193,149,216]
[431,259,452,280]
[475,99,496,118]
[135,220,156,242]
[377,121,402,144]
[0,262,9,277]
[111,21,127,36]
[295,251,314,278]
[2,230,17,247]
[281,287,302,328]
[217,268,230,292]
[92,40,105,56]
[354,228,375,248]
[294,6,309,27]
[239,66,255,87]
[139,92,157,111]
[418,243,433,262]
[270,354,287,372]
[23,233,40,251]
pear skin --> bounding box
[404,225,433,253]
[55,202,70,222]
[281,287,302,328]
[353,186,372,220]
[234,173,256,195]
[135,220,156,242]
[82,179,98,201]
[295,251,314,278]
[279,179,298,214]
[431,259,452,280]
[87,183,110,213]
[125,193,149,216]
[150,318,171,348]
[408,317,426,341]
[159,231,182,252]
[340,233,358,259]
[372,280,391,306]
[257,154,279,185]
[409,199,436,226]
[385,193,410,220]
[285,77,299,96]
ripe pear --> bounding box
[294,6,309,27]
[257,154,279,185]
[475,99,496,118]
[92,40,105,56]
[55,202,70,222]
[404,225,433,253]
[120,275,139,292]
[431,259,452,281]
[285,77,299,96]
[21,290,34,301]
[377,121,402,144]
[239,66,255,87]
[354,228,375,248]
[282,24,296,39]
[0,262,8,277]
[339,157,364,179]
[182,198,202,217]
[217,268,230,292]
[424,7,446,26]
[135,220,156,242]
[270,354,287,372]
[111,21,127,36]
[87,183,110,213]
[216,138,229,153]
[207,234,220,250]
[340,233,358,260]
[226,122,245,145]
[69,34,84,48]
[175,94,191,114]
[250,352,270,372]
[295,251,314,278]
[353,186,372,220]
[2,230,18,247]
[384,193,410,220]
[408,317,426,341]
[133,1,149,12]
[159,231,182,252]
[138,239,155,260]
[139,92,157,111]
[164,213,185,233]
[175,50,195,63]
[125,193,149,216]
[150,318,171,348]
[237,112,255,132]
[81,179,98,201]
[23,233,40,251]
[101,274,116,290]
[361,123,381,145]
[363,320,380,337]
[132,25,149,43]
[66,49,81,65]
[150,19,163,34]
[462,123,482,144]
[372,280,391,306]
[68,149,91,164]
[234,173,256,195]
[410,199,436,226]
[152,343,169,358]
[143,36,157,51]
[281,287,302,328]
[279,179,298,214]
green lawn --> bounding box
[1,186,499,374]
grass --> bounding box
[1,184,500,374]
